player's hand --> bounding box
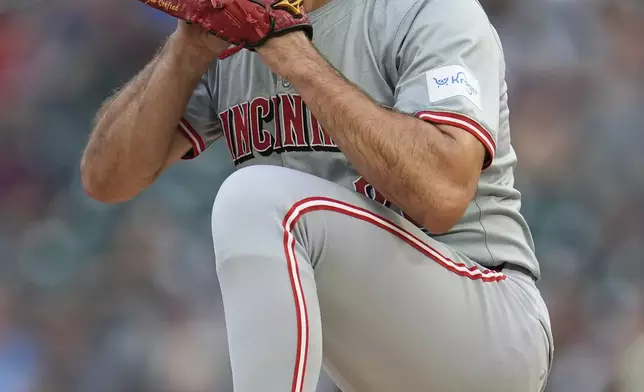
[173,21,231,59]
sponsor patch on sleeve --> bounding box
[425,65,482,111]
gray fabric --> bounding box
[180,0,540,279]
[212,165,552,392]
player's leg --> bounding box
[212,165,552,392]
[308,210,553,392]
[212,165,327,392]
[207,277,340,392]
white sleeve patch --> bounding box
[425,65,482,111]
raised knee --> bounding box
[213,166,265,220]
[211,166,298,269]
[215,166,259,205]
[211,165,292,229]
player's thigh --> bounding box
[269,183,550,392]
[213,165,549,392]
[309,210,549,392]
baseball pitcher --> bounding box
[81,0,554,390]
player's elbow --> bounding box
[420,187,471,234]
[81,173,122,204]
[82,178,136,204]
[421,211,462,235]
[80,157,134,204]
[82,184,125,204]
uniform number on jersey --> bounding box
[353,177,390,207]
[353,177,428,233]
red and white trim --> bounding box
[282,203,311,392]
[178,117,206,159]
[281,196,506,391]
[417,110,496,168]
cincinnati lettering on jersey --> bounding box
[218,94,339,165]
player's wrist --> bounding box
[169,24,229,63]
[257,31,318,78]
[164,35,219,74]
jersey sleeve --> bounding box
[178,70,222,159]
[391,0,502,168]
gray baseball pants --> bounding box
[212,165,553,392]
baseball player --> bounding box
[81,0,554,391]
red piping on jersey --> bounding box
[416,110,496,169]
[281,196,506,391]
[178,117,206,158]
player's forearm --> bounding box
[260,37,474,233]
[301,81,468,233]
[82,34,213,203]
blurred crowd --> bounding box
[0,0,643,391]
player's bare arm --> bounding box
[257,32,485,234]
[81,22,228,204]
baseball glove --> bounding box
[139,0,312,50]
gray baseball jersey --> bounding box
[177,0,552,390]
[179,0,539,279]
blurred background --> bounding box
[0,0,643,391]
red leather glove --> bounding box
[139,0,312,49]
